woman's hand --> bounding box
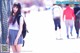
[6,37,9,44]
[14,39,18,45]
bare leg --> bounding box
[11,45,17,53]
[15,44,22,53]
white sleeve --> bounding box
[20,16,24,24]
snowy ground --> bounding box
[10,9,80,53]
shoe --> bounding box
[59,38,63,40]
[67,35,69,39]
[77,34,79,38]
[70,32,73,36]
[56,38,63,40]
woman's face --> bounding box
[13,6,18,13]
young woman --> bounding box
[6,3,23,53]
[63,4,75,39]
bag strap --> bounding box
[76,10,80,16]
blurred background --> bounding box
[0,0,80,53]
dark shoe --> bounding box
[67,35,69,39]
[77,34,79,38]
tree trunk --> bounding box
[0,0,13,53]
[1,0,8,44]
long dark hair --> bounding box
[9,3,21,25]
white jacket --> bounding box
[52,5,63,19]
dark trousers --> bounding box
[53,18,61,31]
[75,19,79,35]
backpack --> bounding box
[22,21,27,38]
[18,15,29,39]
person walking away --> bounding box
[52,4,63,40]
[74,4,80,38]
[63,4,75,39]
